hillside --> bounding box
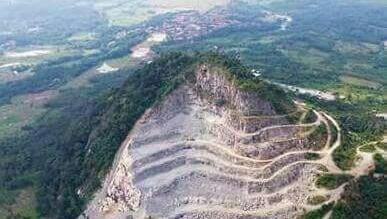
[81,54,347,218]
[0,52,384,219]
[0,53,293,218]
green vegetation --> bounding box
[0,31,147,105]
[359,144,377,153]
[303,202,334,219]
[332,176,387,218]
[316,174,353,190]
[326,117,338,148]
[0,25,149,219]
[301,95,385,170]
[156,2,387,175]
[1,52,292,218]
[284,110,303,124]
[307,195,328,205]
[333,135,362,170]
[307,124,328,150]
[0,53,138,219]
[376,142,387,151]
[0,0,104,47]
[93,0,229,27]
[0,187,38,219]
[4,53,192,218]
[333,114,385,170]
[374,154,387,174]
[0,93,51,139]
[157,0,387,112]
[304,110,317,123]
[305,152,321,160]
[159,0,386,94]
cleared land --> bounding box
[340,75,382,89]
[0,90,57,139]
[4,50,51,58]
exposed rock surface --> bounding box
[82,65,327,219]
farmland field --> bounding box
[92,0,230,26]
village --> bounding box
[141,8,239,41]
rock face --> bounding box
[82,65,325,219]
[195,65,275,116]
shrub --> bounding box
[359,144,376,153]
[303,202,334,219]
[316,174,353,190]
[305,152,321,160]
[307,195,328,205]
[374,153,387,174]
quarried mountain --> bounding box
[81,53,338,219]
